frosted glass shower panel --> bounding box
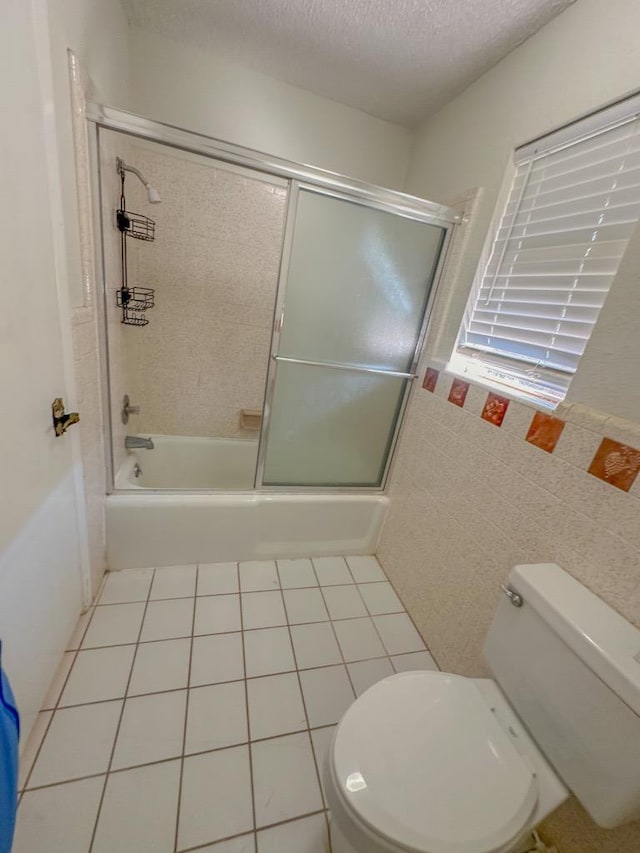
[262,362,407,486]
[279,190,446,371]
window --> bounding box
[450,95,640,406]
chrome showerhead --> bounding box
[116,157,161,204]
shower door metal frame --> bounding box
[87,103,458,494]
[255,180,454,491]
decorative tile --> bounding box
[448,377,470,407]
[526,412,565,453]
[481,392,510,426]
[422,367,439,392]
[588,438,640,492]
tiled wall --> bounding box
[377,197,640,853]
[104,142,287,446]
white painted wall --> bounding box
[406,0,640,422]
[128,27,413,190]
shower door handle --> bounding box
[272,355,417,380]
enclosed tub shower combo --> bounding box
[89,105,457,567]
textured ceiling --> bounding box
[121,0,575,127]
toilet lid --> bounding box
[332,671,537,853]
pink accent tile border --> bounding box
[422,365,640,493]
[481,393,510,427]
[422,367,439,392]
[588,438,640,492]
[448,378,469,408]
[526,412,565,454]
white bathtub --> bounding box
[115,434,259,490]
[108,434,388,569]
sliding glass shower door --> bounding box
[259,186,448,488]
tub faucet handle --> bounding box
[122,394,140,424]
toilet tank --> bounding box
[484,563,640,828]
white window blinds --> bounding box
[452,96,640,405]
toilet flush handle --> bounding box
[500,584,523,607]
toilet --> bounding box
[325,563,640,853]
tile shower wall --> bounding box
[112,142,287,441]
[377,198,640,853]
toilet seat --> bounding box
[331,671,538,853]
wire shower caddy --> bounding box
[115,161,156,326]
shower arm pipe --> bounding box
[116,157,161,203]
[272,354,417,380]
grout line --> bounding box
[172,566,199,852]
[19,595,101,798]
[237,562,258,853]
[87,569,156,852]
[275,582,327,812]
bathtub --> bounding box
[108,434,389,569]
[115,434,259,490]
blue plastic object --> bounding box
[0,642,19,853]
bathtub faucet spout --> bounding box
[125,435,154,450]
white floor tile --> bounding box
[310,726,335,805]
[312,556,352,586]
[242,591,287,629]
[299,666,355,728]
[290,623,342,670]
[66,609,93,650]
[112,690,187,770]
[141,598,194,642]
[93,760,181,853]
[244,627,295,678]
[257,813,328,853]
[195,594,241,635]
[358,581,404,615]
[186,681,247,753]
[373,613,426,655]
[252,732,323,827]
[196,836,256,853]
[239,560,280,592]
[191,633,245,685]
[29,700,121,787]
[321,585,368,620]
[150,565,197,599]
[13,776,104,853]
[198,562,239,595]
[99,568,154,604]
[346,555,386,583]
[247,673,307,740]
[347,657,394,696]
[178,746,253,849]
[60,645,135,706]
[18,711,53,789]
[332,618,386,662]
[283,588,329,624]
[391,650,439,672]
[277,558,318,589]
[129,638,191,695]
[41,652,75,709]
[82,602,145,648]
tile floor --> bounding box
[15,555,438,853]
